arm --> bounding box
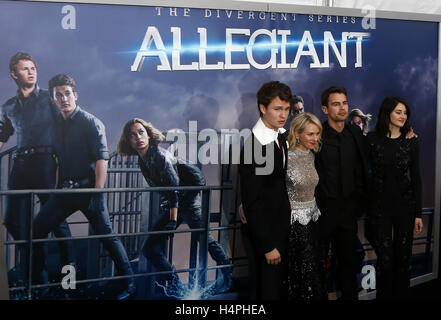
[239,202,280,264]
[157,151,180,214]
[170,207,178,221]
[239,138,278,260]
[410,138,423,234]
[157,153,179,231]
[0,108,14,148]
[87,118,109,212]
[239,204,247,224]
[55,165,60,188]
[94,159,108,189]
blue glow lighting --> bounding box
[121,38,367,56]
[154,272,229,300]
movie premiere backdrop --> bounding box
[0,0,439,299]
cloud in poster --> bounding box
[394,56,437,99]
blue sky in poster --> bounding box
[0,1,437,205]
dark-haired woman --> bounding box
[117,119,233,296]
[366,97,423,299]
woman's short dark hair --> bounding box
[117,118,165,156]
[375,96,411,137]
[256,81,292,117]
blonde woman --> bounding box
[286,112,327,300]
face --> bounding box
[52,85,78,118]
[259,96,291,131]
[351,115,363,129]
[389,103,408,129]
[11,59,37,88]
[322,93,348,122]
[128,122,150,153]
[296,123,320,151]
[291,102,304,118]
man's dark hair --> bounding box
[256,81,292,117]
[375,96,411,137]
[9,52,36,74]
[48,74,76,97]
[321,86,347,107]
[292,94,304,105]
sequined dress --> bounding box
[286,148,327,300]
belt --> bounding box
[14,146,55,158]
[60,178,92,189]
[290,198,317,210]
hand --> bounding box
[164,220,177,231]
[264,248,281,265]
[414,218,423,235]
[239,204,247,224]
[405,128,418,139]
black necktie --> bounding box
[277,133,284,158]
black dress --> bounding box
[366,132,422,299]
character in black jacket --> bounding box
[315,86,369,300]
[117,119,233,295]
[366,96,423,299]
[238,81,292,300]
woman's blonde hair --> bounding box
[117,118,165,156]
[287,112,322,152]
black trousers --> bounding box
[319,198,358,300]
[245,231,287,300]
[3,154,74,281]
[33,193,133,284]
[240,223,257,300]
[370,213,415,299]
[142,192,231,284]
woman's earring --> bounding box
[295,137,300,146]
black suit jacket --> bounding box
[315,122,369,216]
[238,132,291,256]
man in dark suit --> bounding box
[238,81,292,300]
[315,86,369,300]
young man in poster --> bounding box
[32,74,135,300]
[0,52,74,287]
[238,81,292,300]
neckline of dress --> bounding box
[290,148,311,156]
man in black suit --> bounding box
[315,86,369,300]
[238,81,292,300]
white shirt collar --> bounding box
[252,118,286,146]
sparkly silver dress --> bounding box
[286,148,327,300]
